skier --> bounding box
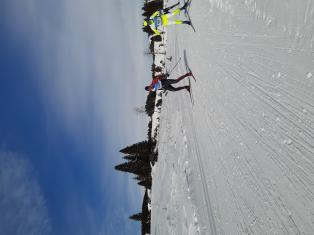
[145,72,192,92]
[143,2,191,37]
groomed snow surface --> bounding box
[151,0,314,234]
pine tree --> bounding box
[142,189,150,214]
[142,0,163,19]
[114,160,151,175]
[145,92,156,117]
[156,98,162,107]
[141,189,151,234]
[129,213,143,221]
[147,119,153,141]
[120,141,151,156]
[150,151,158,164]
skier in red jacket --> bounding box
[145,72,192,92]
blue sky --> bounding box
[0,0,151,234]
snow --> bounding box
[151,0,314,234]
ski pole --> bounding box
[167,57,181,76]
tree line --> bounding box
[114,1,164,234]
[115,140,157,235]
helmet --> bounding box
[145,86,150,91]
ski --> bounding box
[163,1,180,14]
[188,77,194,105]
[183,0,196,32]
[183,49,195,105]
[183,50,196,82]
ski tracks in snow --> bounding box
[152,0,314,234]
[182,99,218,235]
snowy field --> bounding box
[151,0,314,234]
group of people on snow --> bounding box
[143,1,194,93]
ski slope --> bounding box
[151,0,314,234]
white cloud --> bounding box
[0,151,52,235]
